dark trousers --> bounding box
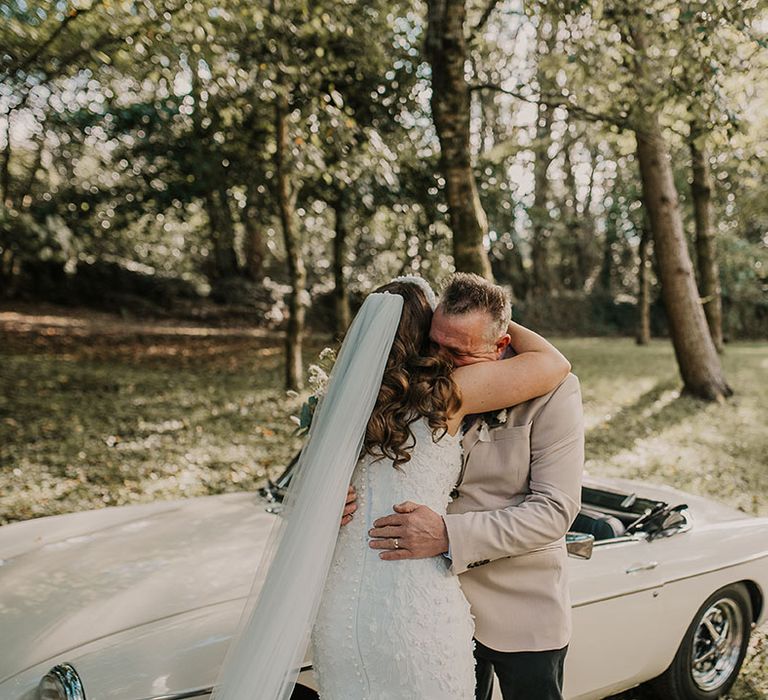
[474,639,568,700]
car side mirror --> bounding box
[566,533,595,560]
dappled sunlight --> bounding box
[586,378,695,461]
[0,310,273,339]
[581,375,662,430]
[575,340,768,518]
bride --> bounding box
[210,276,570,700]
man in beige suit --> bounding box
[366,273,585,700]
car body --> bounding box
[1,470,766,700]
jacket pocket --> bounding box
[470,422,533,496]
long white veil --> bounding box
[210,291,404,700]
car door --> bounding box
[563,534,669,700]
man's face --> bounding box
[429,306,509,367]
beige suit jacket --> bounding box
[443,373,584,653]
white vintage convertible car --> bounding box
[2,460,767,700]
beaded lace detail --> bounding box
[311,417,475,699]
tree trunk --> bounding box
[331,189,351,338]
[425,0,492,279]
[1,109,12,208]
[561,135,585,291]
[19,133,44,210]
[636,222,652,345]
[216,184,240,276]
[190,59,238,280]
[529,100,555,294]
[634,113,731,399]
[580,146,600,290]
[689,130,724,353]
[275,92,305,391]
[203,188,239,279]
[627,24,730,400]
[599,188,619,294]
[242,184,266,282]
[529,21,557,295]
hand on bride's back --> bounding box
[341,485,357,526]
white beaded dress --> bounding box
[310,417,476,699]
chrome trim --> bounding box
[691,597,745,691]
[566,533,594,559]
[38,663,86,700]
[626,561,659,574]
[649,508,692,540]
[136,689,212,700]
[589,508,692,548]
[593,532,648,547]
[136,667,315,700]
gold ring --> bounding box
[393,538,399,549]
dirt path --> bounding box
[0,302,277,339]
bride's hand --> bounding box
[341,485,357,526]
[368,501,449,559]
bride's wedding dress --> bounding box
[311,416,476,699]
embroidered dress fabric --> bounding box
[210,293,404,700]
[311,416,476,699]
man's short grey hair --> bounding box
[439,272,512,340]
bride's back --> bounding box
[311,415,474,699]
[310,281,476,699]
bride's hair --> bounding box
[362,280,461,468]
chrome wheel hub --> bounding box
[690,598,743,692]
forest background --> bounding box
[1,0,767,695]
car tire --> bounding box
[290,685,319,700]
[644,582,752,700]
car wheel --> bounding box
[290,685,319,700]
[645,583,752,699]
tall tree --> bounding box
[636,222,652,345]
[544,0,741,399]
[331,188,351,338]
[274,90,306,391]
[689,125,724,352]
[425,0,493,279]
[628,21,731,400]
[242,182,267,282]
[528,19,557,295]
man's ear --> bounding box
[495,334,511,357]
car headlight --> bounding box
[37,663,85,700]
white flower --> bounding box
[289,415,301,426]
[319,347,336,363]
[495,409,508,424]
[307,364,330,395]
[478,422,491,441]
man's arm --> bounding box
[443,374,584,574]
[369,375,584,567]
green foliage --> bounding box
[0,0,765,338]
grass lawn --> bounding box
[0,306,766,698]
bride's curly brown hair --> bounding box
[362,280,462,468]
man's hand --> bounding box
[368,501,449,560]
[341,485,357,526]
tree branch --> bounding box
[470,0,501,38]
[1,0,105,83]
[9,1,186,113]
[469,82,631,131]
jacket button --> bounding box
[450,489,460,499]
